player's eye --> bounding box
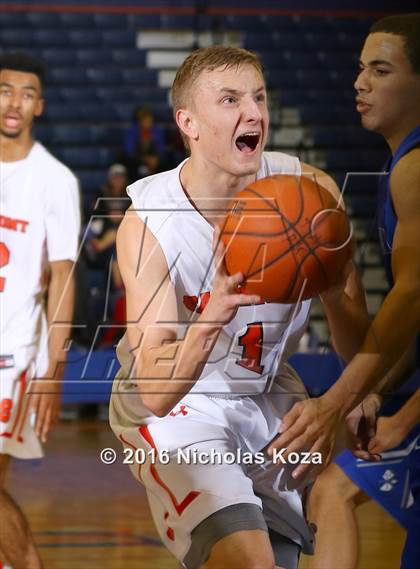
[222,96,236,104]
[374,68,389,76]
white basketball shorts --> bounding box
[0,356,43,459]
[110,364,316,564]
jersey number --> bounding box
[0,399,12,423]
[237,322,264,374]
[0,242,10,292]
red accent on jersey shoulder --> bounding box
[183,295,198,312]
[183,291,211,314]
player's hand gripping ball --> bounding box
[220,175,353,303]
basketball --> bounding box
[220,175,353,303]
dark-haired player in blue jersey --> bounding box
[270,13,420,569]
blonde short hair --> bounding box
[171,45,264,147]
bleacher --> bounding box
[0,7,392,347]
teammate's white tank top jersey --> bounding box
[0,142,80,371]
[117,152,310,395]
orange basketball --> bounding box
[220,175,353,303]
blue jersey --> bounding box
[378,126,420,286]
[336,127,420,567]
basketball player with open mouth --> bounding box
[109,45,369,569]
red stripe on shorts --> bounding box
[119,434,143,481]
[16,393,32,443]
[139,425,200,517]
[1,370,26,440]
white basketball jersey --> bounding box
[0,142,80,371]
[116,152,311,398]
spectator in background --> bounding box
[102,162,128,200]
[88,194,127,348]
[122,105,166,180]
[75,164,129,348]
[82,162,128,222]
[84,163,129,273]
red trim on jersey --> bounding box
[1,370,26,440]
[139,425,200,517]
[183,291,211,314]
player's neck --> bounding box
[0,131,34,162]
[385,119,420,155]
[180,157,256,225]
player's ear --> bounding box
[176,108,198,142]
[34,97,44,118]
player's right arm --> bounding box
[300,162,370,361]
[118,210,260,417]
[269,150,420,477]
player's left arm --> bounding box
[369,389,420,454]
[346,340,416,460]
[270,152,420,477]
[30,169,81,443]
[30,260,75,442]
[300,162,370,361]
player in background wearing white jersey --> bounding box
[110,46,370,569]
[0,53,80,569]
